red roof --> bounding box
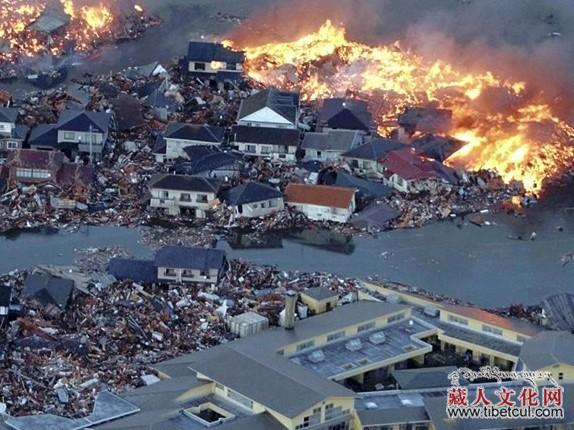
[285,183,356,209]
[383,148,440,181]
[6,149,65,170]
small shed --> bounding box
[300,287,338,315]
[229,311,269,337]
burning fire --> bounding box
[0,0,116,61]
[230,20,574,193]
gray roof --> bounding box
[154,246,226,271]
[351,202,400,230]
[57,110,111,133]
[519,330,574,370]
[216,413,285,430]
[342,138,404,161]
[23,273,74,308]
[223,182,282,206]
[319,98,374,131]
[232,125,300,146]
[187,41,244,64]
[164,123,225,143]
[238,88,299,124]
[302,130,362,152]
[301,286,337,301]
[542,293,574,331]
[357,406,429,426]
[391,366,463,390]
[150,175,221,193]
[0,107,18,124]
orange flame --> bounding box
[230,20,574,193]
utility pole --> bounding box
[88,125,93,165]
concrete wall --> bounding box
[150,187,217,217]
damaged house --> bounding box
[185,41,245,81]
[5,149,94,188]
[341,137,404,177]
[398,107,453,137]
[318,98,374,132]
[0,107,28,153]
[285,183,357,223]
[163,123,225,160]
[237,88,300,129]
[28,110,112,161]
[223,182,284,219]
[232,126,301,161]
[382,147,456,193]
[302,129,363,162]
[149,174,222,217]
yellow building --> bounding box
[518,330,574,383]
[300,286,339,315]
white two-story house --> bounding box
[232,126,300,161]
[154,246,227,285]
[163,123,225,161]
[149,174,222,218]
[285,183,357,224]
[56,110,112,161]
[186,41,244,81]
[237,88,300,129]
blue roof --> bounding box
[29,124,58,147]
[57,110,111,133]
[223,182,283,206]
[154,246,226,271]
[108,258,158,284]
[187,41,244,64]
[0,107,18,124]
[342,138,404,161]
[164,123,225,143]
[319,98,374,131]
[23,273,74,308]
[333,172,394,198]
[188,152,242,175]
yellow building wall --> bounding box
[539,364,574,383]
[300,294,338,314]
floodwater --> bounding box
[2,184,574,307]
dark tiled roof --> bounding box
[28,124,58,147]
[57,110,111,133]
[189,152,242,175]
[108,258,158,284]
[23,273,74,308]
[223,182,282,206]
[238,88,300,124]
[351,201,400,230]
[150,175,222,193]
[12,124,29,140]
[151,135,166,154]
[0,285,12,306]
[342,138,404,160]
[0,107,18,124]
[330,172,394,198]
[164,123,225,143]
[111,94,145,131]
[182,144,221,160]
[154,246,226,271]
[413,134,465,162]
[187,41,244,64]
[398,107,452,133]
[232,125,300,146]
[285,183,356,209]
[319,98,373,131]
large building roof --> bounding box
[519,331,574,370]
[285,183,356,209]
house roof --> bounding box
[12,124,29,140]
[398,107,452,134]
[382,148,443,181]
[285,183,356,209]
[28,5,70,33]
[542,293,574,331]
[351,201,400,230]
[342,138,404,161]
[301,286,337,301]
[150,175,222,193]
[302,129,362,152]
[439,303,541,336]
[0,285,11,307]
[238,88,300,124]
[0,107,18,124]
[223,182,282,206]
[232,125,300,146]
[188,152,242,175]
[181,144,221,160]
[519,331,574,370]
[328,171,394,199]
[112,94,145,132]
[391,366,463,390]
[412,134,465,162]
[187,41,244,64]
[6,149,65,170]
[154,246,226,271]
[23,273,74,308]
[28,124,58,147]
[319,98,374,131]
[108,258,158,284]
[164,123,225,143]
[151,135,166,154]
[57,110,111,133]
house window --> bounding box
[161,191,169,198]
[260,145,271,154]
[516,335,528,343]
[182,270,194,278]
[252,204,258,209]
[7,141,18,149]
[227,389,253,409]
[227,63,237,71]
[16,168,50,179]
[196,194,208,203]
[327,331,345,342]
[296,340,315,352]
[180,193,191,202]
[245,144,256,153]
[559,372,564,381]
[388,313,405,323]
[63,132,75,140]
[482,325,503,336]
[447,315,469,326]
[269,199,278,208]
[357,322,375,332]
[165,268,177,276]
[0,124,8,131]
[194,62,206,71]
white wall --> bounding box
[231,197,284,219]
[0,121,14,136]
[58,130,105,145]
[158,266,221,284]
[188,61,243,74]
[304,149,344,162]
[238,107,297,129]
[150,187,217,217]
[236,142,297,161]
[287,202,354,223]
